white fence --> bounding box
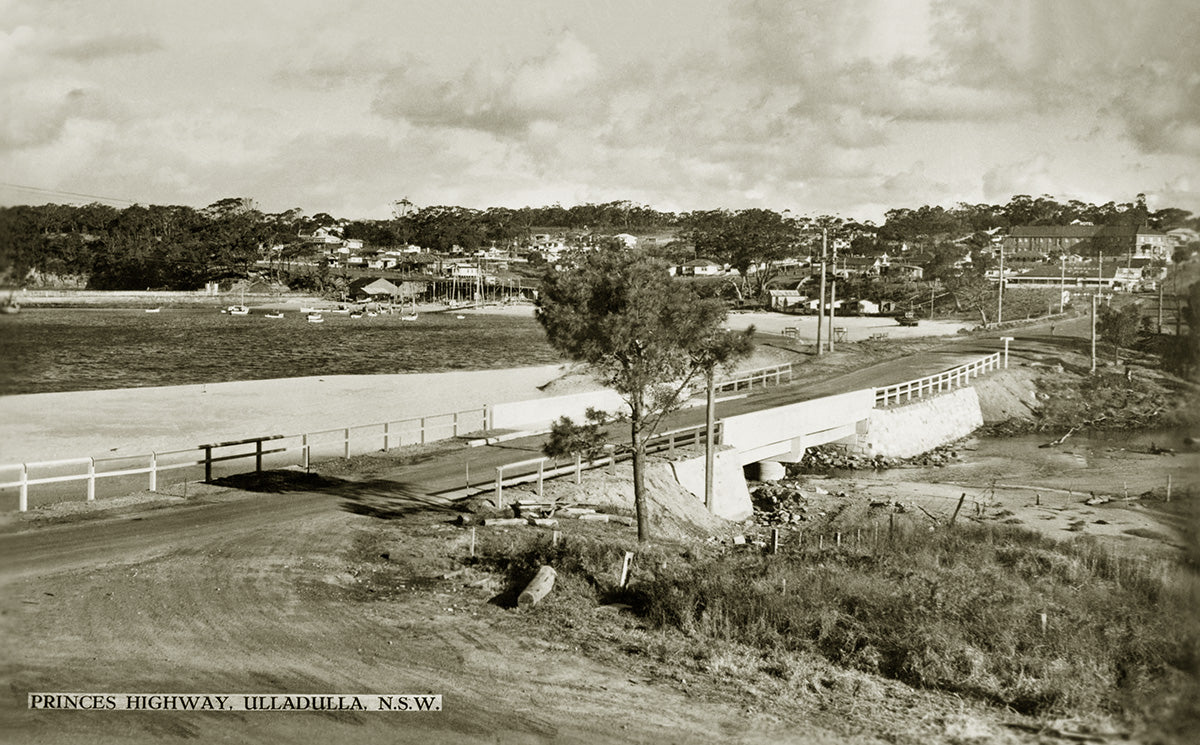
[0,407,489,512]
[873,353,1002,407]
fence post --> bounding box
[149,452,157,492]
[343,428,350,459]
[574,453,582,484]
[453,412,459,437]
[19,464,28,512]
[256,439,264,473]
[87,458,96,502]
[537,460,544,499]
[204,446,213,482]
[302,434,310,470]
[383,422,390,451]
[420,417,426,445]
[495,467,503,509]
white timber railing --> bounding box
[872,353,1002,407]
[1,406,490,512]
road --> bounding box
[0,320,1069,585]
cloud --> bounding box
[49,31,163,61]
[373,32,603,135]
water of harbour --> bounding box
[0,307,564,395]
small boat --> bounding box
[331,308,351,315]
[455,314,466,320]
[144,308,161,314]
[225,305,250,315]
[349,312,363,319]
[264,312,285,319]
[306,313,324,323]
[299,306,317,313]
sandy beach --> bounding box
[0,302,963,467]
[0,364,603,465]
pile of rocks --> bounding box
[796,444,964,473]
[750,481,848,526]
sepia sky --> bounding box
[2,0,1198,222]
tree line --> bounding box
[1,194,1195,291]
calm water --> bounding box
[0,308,564,395]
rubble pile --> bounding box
[750,481,847,525]
[795,444,964,473]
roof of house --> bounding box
[349,277,401,295]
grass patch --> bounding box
[489,521,1200,728]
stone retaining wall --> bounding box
[858,387,984,458]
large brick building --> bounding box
[1003,225,1171,263]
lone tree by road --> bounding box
[535,246,752,542]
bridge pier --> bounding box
[752,460,787,482]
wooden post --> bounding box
[87,458,96,502]
[383,421,391,451]
[343,428,351,459]
[1035,492,1040,506]
[574,453,582,485]
[889,512,895,541]
[537,460,544,499]
[256,439,264,473]
[302,434,310,471]
[552,531,560,547]
[950,493,966,526]
[19,463,28,512]
[420,417,426,445]
[149,452,157,492]
[494,468,503,508]
[771,528,779,554]
[453,412,459,437]
[1167,474,1172,503]
[518,566,557,608]
[619,551,634,588]
[469,527,476,557]
[204,446,213,482]
[1039,612,1048,635]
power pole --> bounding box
[829,278,837,353]
[996,241,1004,325]
[1091,292,1098,373]
[817,228,827,356]
[1158,280,1164,334]
[1059,254,1066,313]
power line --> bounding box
[0,182,140,206]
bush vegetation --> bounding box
[483,520,1200,730]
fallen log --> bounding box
[518,565,557,608]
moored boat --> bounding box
[306,313,324,323]
[264,312,284,319]
[145,308,161,314]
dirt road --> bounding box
[1,486,858,744]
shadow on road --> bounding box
[210,470,459,520]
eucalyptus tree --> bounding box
[536,245,750,542]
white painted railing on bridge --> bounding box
[872,353,1002,407]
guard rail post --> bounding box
[256,439,264,473]
[149,452,158,492]
[19,464,28,512]
[204,445,213,482]
[343,428,350,459]
[87,458,96,502]
[383,422,391,451]
[302,434,310,470]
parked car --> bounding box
[897,311,919,327]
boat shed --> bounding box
[349,277,402,301]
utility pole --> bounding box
[1059,254,1066,313]
[817,227,827,356]
[829,277,837,353]
[1158,280,1164,334]
[1091,292,1098,373]
[996,241,1004,325]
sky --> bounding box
[1,0,1198,224]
